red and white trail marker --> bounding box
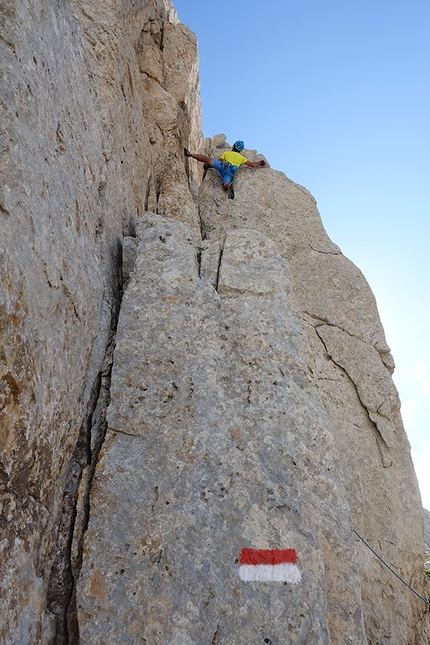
[239,548,301,583]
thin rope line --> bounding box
[316,495,430,609]
[353,529,430,608]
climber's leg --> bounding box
[184,149,215,167]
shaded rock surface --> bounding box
[1,0,201,643]
[425,509,430,553]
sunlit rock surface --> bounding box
[77,215,364,644]
[1,0,429,642]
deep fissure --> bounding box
[46,243,125,644]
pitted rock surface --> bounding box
[77,215,364,645]
[1,1,429,643]
[1,0,202,642]
[194,137,429,644]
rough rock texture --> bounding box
[77,215,366,644]
[1,0,429,643]
[425,509,430,553]
[75,174,430,644]
[0,1,202,643]
[194,137,430,644]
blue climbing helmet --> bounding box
[233,140,245,152]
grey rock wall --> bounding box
[77,215,366,644]
[195,137,430,644]
[0,1,202,643]
[425,508,430,553]
[1,2,110,642]
[1,0,429,642]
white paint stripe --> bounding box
[239,563,302,583]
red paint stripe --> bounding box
[240,548,297,565]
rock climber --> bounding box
[184,140,266,199]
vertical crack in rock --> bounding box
[144,183,151,212]
[215,242,224,293]
[198,205,207,240]
[155,177,161,214]
[47,243,125,645]
[196,244,204,277]
[211,625,220,644]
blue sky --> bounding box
[173,0,430,509]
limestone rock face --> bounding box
[425,509,430,553]
[1,0,429,642]
[77,215,365,644]
[195,139,430,643]
[0,1,201,643]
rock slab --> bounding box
[77,215,366,644]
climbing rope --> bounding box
[353,529,430,608]
[312,491,430,610]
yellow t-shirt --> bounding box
[220,150,247,167]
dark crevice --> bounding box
[196,245,204,277]
[212,625,220,644]
[80,8,94,22]
[128,216,136,237]
[47,241,124,644]
[198,205,208,241]
[61,281,80,320]
[109,426,139,438]
[141,70,162,85]
[144,182,151,212]
[304,312,394,376]
[127,63,134,97]
[247,381,252,404]
[183,144,191,186]
[155,177,161,214]
[159,21,165,52]
[215,244,224,293]
[0,33,16,53]
[303,312,356,339]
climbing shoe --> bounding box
[228,183,235,200]
[184,148,191,157]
